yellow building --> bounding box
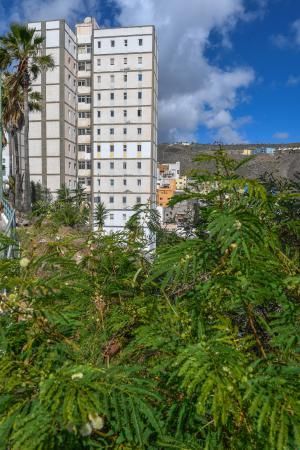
[241,149,253,155]
[176,176,187,190]
[157,179,177,207]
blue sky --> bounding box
[1,0,300,144]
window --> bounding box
[122,196,127,204]
[78,79,90,86]
[97,75,101,83]
[87,160,91,169]
[110,162,114,169]
[97,93,101,101]
[123,128,127,135]
[98,41,101,48]
[78,61,91,71]
[124,57,127,64]
[110,128,114,135]
[97,110,101,118]
[137,109,142,117]
[124,74,127,82]
[97,179,101,186]
[137,162,142,169]
[137,144,142,152]
[138,56,143,64]
[110,74,115,82]
[110,92,114,100]
[78,177,85,186]
[123,109,127,117]
[110,58,115,65]
[78,44,91,54]
[110,110,114,117]
[137,179,141,186]
[87,178,92,186]
[124,92,127,100]
[110,179,114,186]
[94,196,101,203]
[136,196,142,203]
[123,179,127,185]
[111,40,115,47]
[138,91,142,99]
[79,161,85,169]
[86,145,91,153]
[137,127,142,135]
[110,213,114,220]
[124,39,128,46]
[79,145,85,152]
[138,73,143,81]
[138,38,143,46]
[110,144,114,152]
[123,213,126,220]
[97,162,101,169]
[97,145,101,152]
[78,128,91,135]
[109,196,114,203]
[123,144,127,152]
[123,162,127,169]
[97,128,101,135]
[79,111,91,118]
[78,95,91,104]
[97,58,101,66]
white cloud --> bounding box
[115,0,256,143]
[272,18,300,49]
[291,19,300,45]
[0,0,101,30]
[287,75,300,86]
[1,0,261,143]
[273,132,289,140]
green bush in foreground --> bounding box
[0,151,299,449]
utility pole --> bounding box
[0,71,3,202]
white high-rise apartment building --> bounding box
[27,17,158,232]
[27,20,78,192]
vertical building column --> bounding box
[59,20,65,187]
[41,21,47,188]
[90,26,95,222]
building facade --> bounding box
[27,19,78,194]
[27,17,158,232]
[76,18,158,232]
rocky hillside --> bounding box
[158,144,300,180]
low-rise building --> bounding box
[157,161,180,188]
[157,179,177,207]
[176,176,187,190]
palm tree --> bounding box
[0,23,54,212]
[95,201,108,231]
[2,73,41,210]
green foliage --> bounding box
[0,150,299,449]
[94,201,108,230]
[31,184,90,228]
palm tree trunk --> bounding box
[8,129,15,206]
[8,134,13,177]
[13,128,22,211]
[23,84,31,212]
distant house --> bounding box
[157,180,177,207]
[241,149,253,155]
[253,147,276,155]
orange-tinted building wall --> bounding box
[157,179,177,206]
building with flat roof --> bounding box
[27,19,78,193]
[27,17,158,232]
